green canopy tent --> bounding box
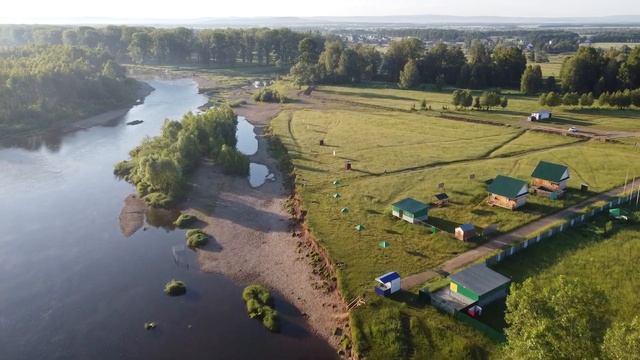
[378,241,391,249]
[332,193,341,199]
[332,180,341,186]
[354,224,366,238]
[340,207,350,214]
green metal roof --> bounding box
[531,161,569,182]
[487,175,528,198]
[450,265,510,296]
[391,198,429,214]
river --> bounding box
[0,79,335,359]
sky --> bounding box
[1,0,639,21]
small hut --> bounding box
[531,161,570,192]
[529,110,551,121]
[449,265,510,307]
[455,224,476,241]
[391,198,429,224]
[433,193,449,207]
[374,271,401,297]
[487,175,529,210]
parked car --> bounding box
[567,127,578,133]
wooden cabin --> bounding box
[455,224,476,241]
[391,198,429,224]
[487,175,529,210]
[531,161,570,192]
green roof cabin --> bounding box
[531,161,570,192]
[391,198,429,224]
[449,264,511,307]
[487,175,529,210]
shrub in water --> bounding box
[174,213,197,228]
[261,307,280,332]
[185,229,209,248]
[143,192,173,208]
[242,284,279,332]
[164,279,186,296]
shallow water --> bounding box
[235,116,258,156]
[248,163,271,188]
[0,79,335,360]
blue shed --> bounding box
[374,271,401,296]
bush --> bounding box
[113,160,134,178]
[261,307,280,332]
[164,279,186,296]
[253,88,287,103]
[242,284,279,332]
[174,213,197,228]
[143,192,173,208]
[218,145,250,176]
[185,229,209,248]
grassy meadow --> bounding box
[269,82,640,358]
[316,84,640,132]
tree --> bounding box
[503,276,608,360]
[545,91,562,107]
[479,91,501,110]
[630,89,640,107]
[520,65,543,95]
[452,89,464,108]
[539,93,547,106]
[492,45,527,87]
[602,316,640,360]
[579,92,595,107]
[598,92,611,107]
[560,47,604,93]
[461,90,474,109]
[289,62,317,87]
[398,60,420,89]
[420,98,427,110]
[435,74,446,91]
[562,92,580,106]
[473,96,481,109]
[545,76,557,92]
[500,96,509,109]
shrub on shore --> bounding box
[185,229,209,248]
[242,284,279,332]
[218,145,250,176]
[253,88,287,103]
[164,279,186,296]
[174,213,197,228]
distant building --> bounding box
[455,224,476,242]
[487,175,529,210]
[391,198,429,224]
[449,264,511,307]
[375,271,401,297]
[531,161,570,192]
[529,110,552,121]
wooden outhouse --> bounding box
[375,271,401,297]
[391,198,429,224]
[531,161,570,192]
[487,175,529,210]
[455,224,476,241]
[449,265,510,307]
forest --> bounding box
[0,45,141,135]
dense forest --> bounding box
[0,45,142,136]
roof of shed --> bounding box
[376,271,400,283]
[450,265,510,296]
[391,198,429,213]
[531,161,569,182]
[457,223,475,232]
[488,175,528,198]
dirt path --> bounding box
[182,102,347,351]
[402,179,640,289]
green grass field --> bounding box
[270,87,640,357]
[316,84,640,132]
[492,206,640,329]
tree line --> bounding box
[538,89,640,109]
[291,38,527,89]
[114,106,248,207]
[0,45,141,136]
[0,25,310,67]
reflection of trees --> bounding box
[0,130,63,152]
[145,207,179,231]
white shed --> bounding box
[375,271,401,297]
[530,110,552,121]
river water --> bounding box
[0,79,335,360]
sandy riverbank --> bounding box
[182,102,347,352]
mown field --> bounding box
[316,84,640,132]
[270,86,640,357]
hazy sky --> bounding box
[2,0,639,21]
